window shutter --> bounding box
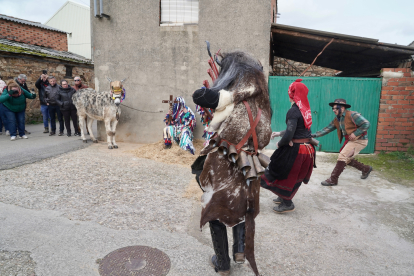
[161,0,199,26]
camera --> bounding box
[42,70,47,74]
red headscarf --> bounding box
[288,79,312,130]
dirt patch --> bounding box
[183,179,203,201]
[131,139,205,167]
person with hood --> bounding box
[163,96,196,154]
[56,79,79,137]
[0,80,36,141]
[35,72,51,133]
[260,79,315,213]
[45,76,64,136]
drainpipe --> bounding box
[94,0,99,17]
[99,0,111,19]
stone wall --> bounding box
[0,54,94,122]
[376,68,414,152]
[0,18,68,51]
[273,57,336,76]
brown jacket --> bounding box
[333,110,357,143]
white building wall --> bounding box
[45,1,91,59]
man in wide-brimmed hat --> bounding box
[312,99,372,186]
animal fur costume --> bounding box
[192,51,272,275]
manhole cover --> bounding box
[98,245,171,276]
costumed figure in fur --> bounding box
[260,79,316,213]
[192,50,272,276]
[163,96,196,154]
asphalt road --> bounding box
[0,122,97,170]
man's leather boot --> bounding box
[43,127,49,133]
[348,159,373,179]
[232,222,245,264]
[209,220,231,276]
[321,161,346,186]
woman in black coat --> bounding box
[56,80,79,137]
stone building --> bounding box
[0,14,94,122]
[272,57,336,77]
[91,0,275,143]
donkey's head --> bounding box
[106,77,126,106]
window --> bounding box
[65,66,73,78]
[160,0,199,26]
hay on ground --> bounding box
[183,179,203,201]
[131,139,205,167]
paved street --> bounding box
[0,141,413,276]
[0,122,96,170]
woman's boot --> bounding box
[232,222,245,264]
[209,220,231,276]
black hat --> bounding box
[329,99,351,108]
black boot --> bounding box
[273,196,283,204]
[232,222,245,264]
[209,220,230,275]
[273,200,295,213]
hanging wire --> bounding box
[120,103,163,113]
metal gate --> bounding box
[268,76,382,153]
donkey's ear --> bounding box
[106,77,112,82]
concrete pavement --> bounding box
[0,122,96,170]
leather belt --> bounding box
[292,138,311,143]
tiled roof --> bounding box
[0,38,92,64]
[0,14,67,34]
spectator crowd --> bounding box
[0,72,88,141]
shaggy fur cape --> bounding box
[197,51,272,276]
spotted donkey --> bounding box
[72,78,125,149]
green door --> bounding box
[268,76,382,154]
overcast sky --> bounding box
[1,0,413,46]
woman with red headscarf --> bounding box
[260,79,315,213]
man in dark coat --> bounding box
[45,76,64,136]
[56,79,79,137]
[35,73,51,133]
